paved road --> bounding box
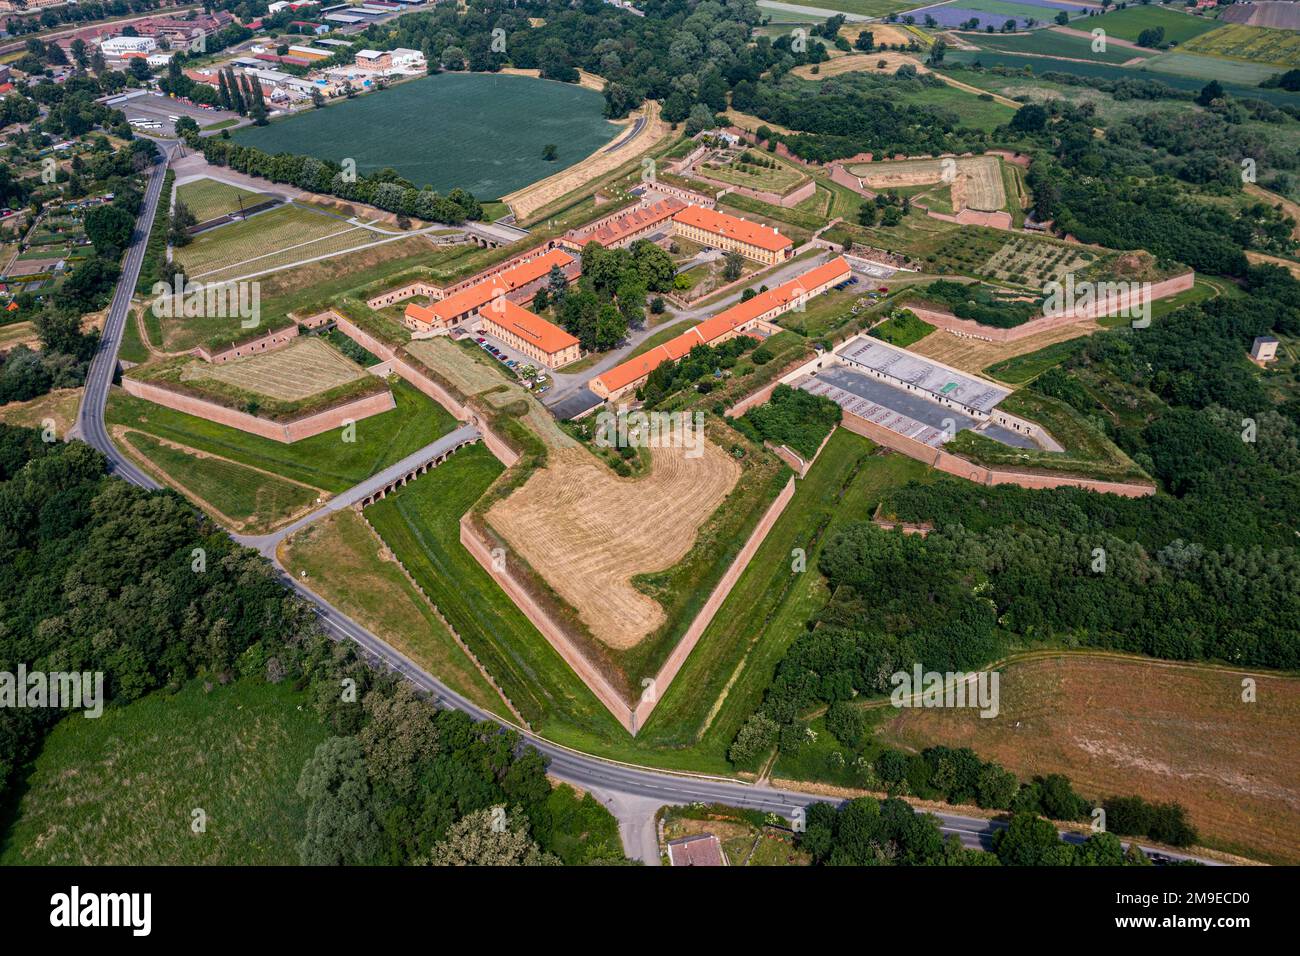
[232,422,481,556]
[75,144,1221,867]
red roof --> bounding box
[672,205,793,254]
[419,249,574,326]
[479,298,579,357]
[593,257,849,395]
[574,197,684,247]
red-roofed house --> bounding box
[560,197,685,252]
[403,248,576,333]
[591,256,850,401]
[667,834,726,866]
[479,298,581,369]
[672,204,794,265]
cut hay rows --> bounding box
[174,205,364,281]
[910,319,1100,375]
[487,440,742,650]
[182,338,366,402]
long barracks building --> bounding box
[591,256,851,401]
[403,248,575,331]
[671,204,794,265]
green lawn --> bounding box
[869,309,936,347]
[175,176,272,223]
[947,389,1150,482]
[365,445,626,738]
[123,430,320,531]
[106,377,456,493]
[972,27,1158,66]
[1086,5,1224,44]
[0,679,327,865]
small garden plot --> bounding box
[981,236,1096,287]
[176,176,275,223]
[697,150,808,196]
[181,337,368,403]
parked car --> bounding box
[507,360,517,368]
[475,336,485,343]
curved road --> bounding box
[74,147,1220,867]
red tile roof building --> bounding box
[559,197,685,252]
[478,298,581,369]
[667,834,726,867]
[403,248,575,331]
[671,204,794,264]
[591,257,851,401]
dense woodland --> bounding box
[0,432,624,865]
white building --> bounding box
[100,36,158,56]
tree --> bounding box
[83,204,134,253]
[1196,80,1225,106]
[993,812,1074,866]
[424,808,559,866]
[168,200,197,247]
[542,143,558,161]
[854,31,874,52]
[70,38,88,70]
[357,683,439,798]
[128,58,151,82]
[1136,26,1165,48]
[857,202,878,227]
[1054,10,1070,25]
[1010,103,1049,133]
[296,737,384,866]
[928,39,947,64]
[722,250,744,281]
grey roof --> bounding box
[835,336,1008,413]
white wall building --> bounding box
[100,36,158,56]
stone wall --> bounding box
[908,271,1195,343]
[837,411,1155,497]
[325,311,522,468]
[121,376,395,443]
[195,323,299,363]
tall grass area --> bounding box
[122,431,319,531]
[136,169,174,295]
[105,378,456,493]
[0,679,328,865]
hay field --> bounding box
[181,338,366,402]
[878,653,1300,864]
[849,156,1006,212]
[487,440,742,649]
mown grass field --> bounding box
[175,177,272,223]
[1140,50,1287,85]
[364,445,626,739]
[106,377,455,493]
[123,430,320,531]
[280,508,508,713]
[173,203,368,282]
[181,338,366,403]
[1086,5,1223,44]
[984,337,1086,384]
[0,679,327,866]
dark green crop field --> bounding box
[233,73,619,199]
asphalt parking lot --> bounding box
[120,94,240,137]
